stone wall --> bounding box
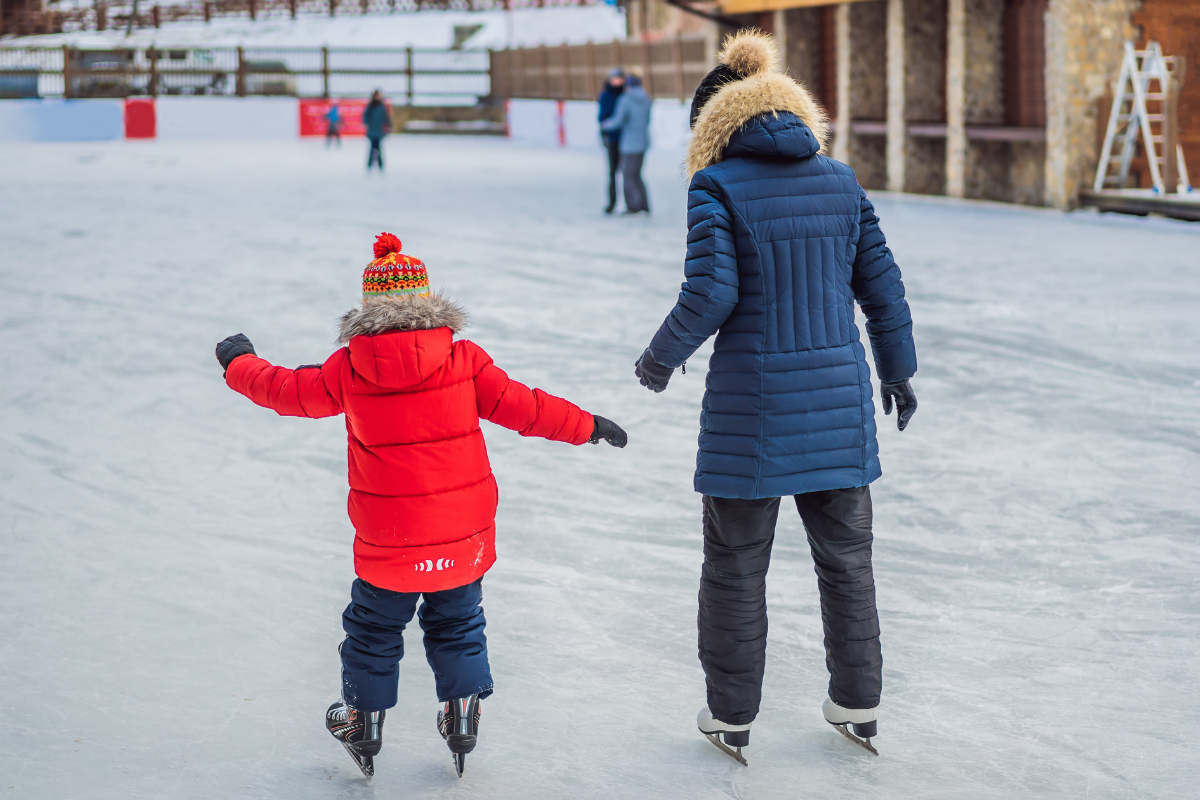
[1044,0,1139,209]
[849,0,887,189]
[903,0,947,194]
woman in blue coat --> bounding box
[634,31,918,761]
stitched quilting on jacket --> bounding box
[648,33,917,499]
[226,294,594,592]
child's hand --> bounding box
[589,416,628,448]
[216,333,256,376]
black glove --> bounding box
[215,333,256,375]
[589,415,628,448]
[880,380,917,431]
[634,348,673,393]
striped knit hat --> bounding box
[362,232,429,300]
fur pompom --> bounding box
[719,30,778,77]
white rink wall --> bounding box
[509,98,692,155]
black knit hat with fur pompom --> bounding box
[689,30,780,129]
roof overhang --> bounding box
[718,0,876,15]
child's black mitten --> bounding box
[634,348,673,393]
[880,380,917,431]
[216,333,256,375]
[589,416,628,448]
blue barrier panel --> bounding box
[33,99,124,142]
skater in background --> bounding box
[214,233,627,778]
[600,70,651,215]
[633,31,918,764]
[363,90,392,171]
[325,102,342,148]
[597,67,626,214]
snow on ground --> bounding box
[0,136,1198,800]
[0,6,627,49]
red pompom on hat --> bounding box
[363,232,429,300]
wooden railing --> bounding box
[0,45,490,101]
[1,0,601,37]
[489,35,711,101]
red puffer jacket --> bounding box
[225,297,593,592]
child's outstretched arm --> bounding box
[216,333,345,419]
[468,343,626,448]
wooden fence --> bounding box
[488,35,711,101]
[1,0,600,37]
[0,45,489,100]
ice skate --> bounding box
[437,693,481,777]
[326,700,385,777]
[822,696,878,755]
[697,707,750,766]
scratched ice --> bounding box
[1,137,1198,799]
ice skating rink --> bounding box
[1,136,1198,800]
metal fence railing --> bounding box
[2,0,602,37]
[0,45,490,102]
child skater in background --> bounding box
[215,233,628,779]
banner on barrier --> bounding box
[299,99,372,138]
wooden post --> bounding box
[540,45,550,99]
[290,0,297,18]
[671,32,683,100]
[330,0,336,17]
[149,46,159,97]
[585,40,597,99]
[236,46,246,96]
[945,0,966,197]
[360,0,368,14]
[885,0,906,193]
[1164,74,1180,193]
[204,1,211,23]
[97,3,108,31]
[405,46,414,105]
[640,39,653,97]
[62,45,73,99]
[248,0,256,21]
[321,46,330,98]
[832,3,851,164]
[560,43,571,100]
[152,4,160,28]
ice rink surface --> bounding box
[1,136,1198,799]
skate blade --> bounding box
[703,733,748,766]
[453,752,466,777]
[340,741,375,777]
[832,723,879,756]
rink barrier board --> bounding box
[0,97,690,152]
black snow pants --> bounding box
[604,138,621,210]
[698,487,881,725]
[620,152,649,213]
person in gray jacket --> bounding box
[600,73,652,214]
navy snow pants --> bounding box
[698,487,881,725]
[340,578,493,712]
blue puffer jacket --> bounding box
[647,109,916,499]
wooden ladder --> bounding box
[1094,41,1191,194]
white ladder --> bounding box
[1094,41,1191,194]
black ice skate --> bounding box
[437,694,481,777]
[326,700,385,777]
[697,707,750,766]
[822,696,878,755]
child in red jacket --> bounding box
[216,233,627,778]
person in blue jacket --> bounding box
[362,90,392,172]
[600,72,652,214]
[634,31,918,761]
[597,68,625,214]
[325,103,342,148]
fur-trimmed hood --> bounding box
[686,30,829,178]
[338,292,468,344]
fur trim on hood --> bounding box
[338,292,468,344]
[685,30,829,178]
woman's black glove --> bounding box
[880,380,917,431]
[589,416,628,448]
[634,348,673,393]
[216,333,256,375]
